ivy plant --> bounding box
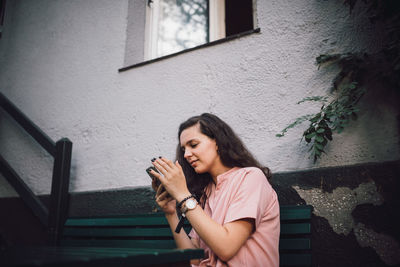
[276,55,366,163]
[276,0,400,163]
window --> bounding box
[122,0,256,69]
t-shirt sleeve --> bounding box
[224,168,271,226]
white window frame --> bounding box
[209,0,225,42]
[144,0,226,61]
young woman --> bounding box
[149,113,280,267]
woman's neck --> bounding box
[209,163,232,184]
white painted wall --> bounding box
[0,0,399,196]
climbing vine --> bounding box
[276,0,400,163]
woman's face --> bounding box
[180,123,220,174]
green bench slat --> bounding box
[281,223,311,235]
[23,246,192,256]
[3,247,204,266]
[64,224,309,239]
[65,215,169,227]
[280,205,312,221]
[61,239,177,249]
[280,253,312,266]
[279,238,311,250]
[63,227,191,238]
[65,214,192,227]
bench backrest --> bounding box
[279,205,312,266]
[62,213,186,249]
[62,205,312,266]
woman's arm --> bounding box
[183,202,254,261]
[154,187,201,265]
[151,158,255,262]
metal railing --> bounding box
[0,92,72,245]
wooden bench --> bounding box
[1,205,312,266]
[279,205,312,266]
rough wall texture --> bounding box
[0,0,398,195]
[274,160,400,267]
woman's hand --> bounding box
[153,181,177,215]
[150,157,191,203]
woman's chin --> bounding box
[193,166,205,174]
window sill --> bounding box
[118,28,261,72]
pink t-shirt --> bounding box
[189,167,280,267]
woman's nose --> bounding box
[184,149,192,158]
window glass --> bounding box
[156,0,209,58]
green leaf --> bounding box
[297,96,328,104]
[321,138,328,146]
[316,54,341,65]
[316,128,325,133]
[310,113,322,123]
[315,135,325,143]
[305,132,316,139]
[276,114,314,138]
[315,143,324,150]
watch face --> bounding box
[186,199,197,209]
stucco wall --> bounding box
[0,0,399,195]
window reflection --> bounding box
[156,0,209,58]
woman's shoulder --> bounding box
[238,166,266,177]
[231,167,269,184]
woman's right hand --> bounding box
[153,180,176,215]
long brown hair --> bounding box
[176,113,272,204]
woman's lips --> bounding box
[190,160,198,167]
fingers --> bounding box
[175,160,183,170]
[148,168,161,179]
[156,190,173,207]
[153,157,175,170]
[152,158,172,175]
[160,157,176,169]
[156,184,165,196]
[157,189,170,201]
[151,178,159,191]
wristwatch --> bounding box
[180,197,198,215]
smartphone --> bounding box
[146,166,161,188]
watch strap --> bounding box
[177,194,195,210]
[175,214,186,233]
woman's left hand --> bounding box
[151,157,191,202]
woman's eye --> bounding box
[191,144,198,148]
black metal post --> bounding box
[48,138,72,245]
